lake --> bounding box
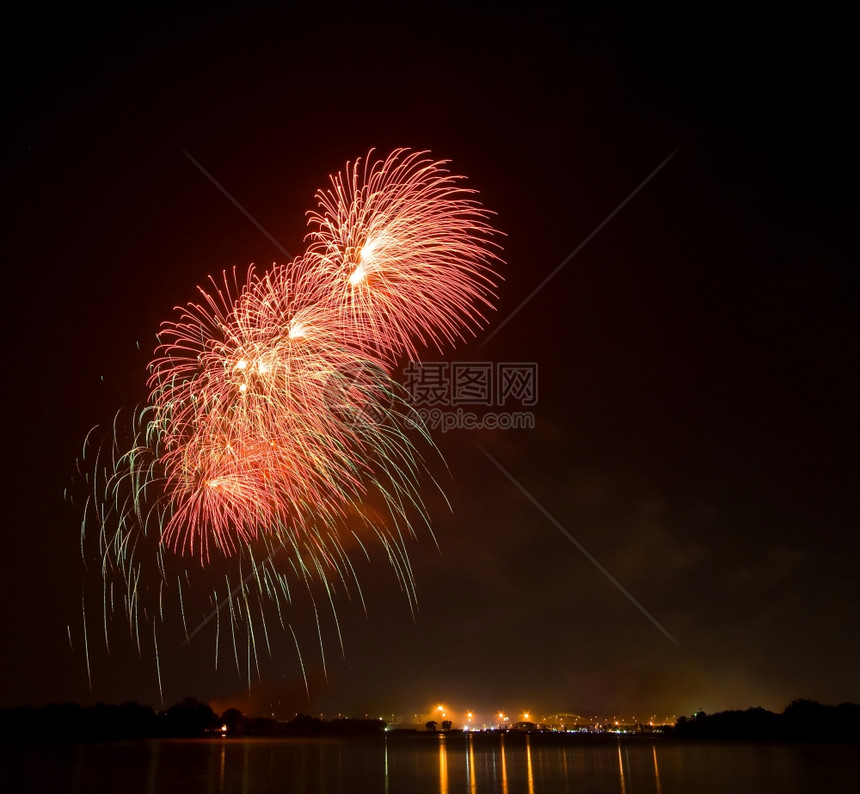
[4,732,858,793]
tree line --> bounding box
[0,698,385,743]
[669,699,860,742]
[4,697,857,743]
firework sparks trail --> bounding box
[302,149,500,363]
[76,149,502,696]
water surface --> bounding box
[5,732,858,793]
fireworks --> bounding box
[77,149,501,695]
[302,149,499,362]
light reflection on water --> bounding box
[525,735,535,794]
[466,733,475,794]
[4,734,859,793]
[500,733,508,792]
[439,734,448,794]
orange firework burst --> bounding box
[78,149,502,695]
[302,148,501,363]
[148,265,385,560]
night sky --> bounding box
[4,6,857,724]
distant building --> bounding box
[511,721,537,732]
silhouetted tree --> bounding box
[425,720,438,731]
[441,720,452,731]
[161,697,218,737]
[220,708,243,735]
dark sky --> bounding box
[3,6,857,724]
